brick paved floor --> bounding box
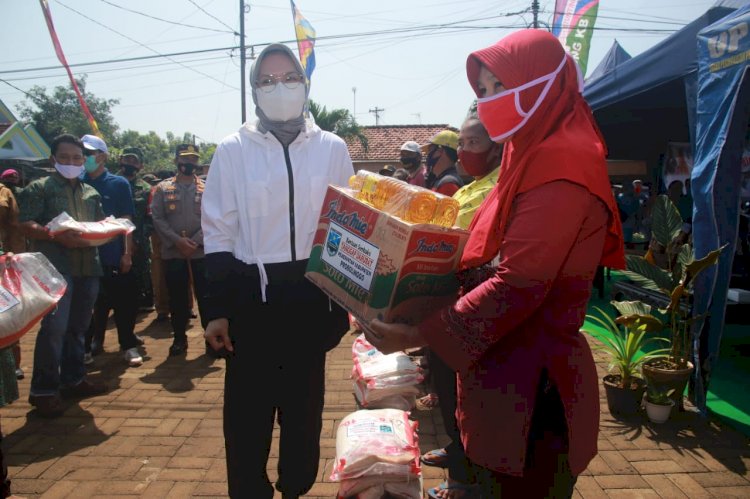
[4,310,750,498]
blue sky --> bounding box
[0,0,723,143]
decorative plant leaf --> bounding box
[615,314,665,332]
[683,244,728,288]
[624,255,674,291]
[612,300,651,316]
[651,195,683,246]
[667,283,686,314]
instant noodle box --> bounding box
[305,185,470,324]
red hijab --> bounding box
[460,29,625,271]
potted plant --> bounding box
[583,302,670,417]
[619,194,726,408]
[644,385,676,424]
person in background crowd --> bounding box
[19,134,109,417]
[119,147,154,312]
[399,140,427,187]
[0,170,21,197]
[379,164,396,177]
[80,135,143,368]
[150,144,209,357]
[202,43,352,499]
[392,168,410,182]
[422,130,464,196]
[418,114,503,498]
[363,29,625,498]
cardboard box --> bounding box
[305,186,470,324]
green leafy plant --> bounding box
[583,302,670,389]
[646,384,676,406]
[619,194,727,369]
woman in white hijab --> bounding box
[201,44,354,499]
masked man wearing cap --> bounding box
[201,43,352,499]
[119,147,154,312]
[150,144,209,357]
[422,129,464,196]
[18,134,108,417]
[79,134,144,368]
[399,140,427,187]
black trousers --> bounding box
[472,371,577,498]
[86,267,139,352]
[164,258,208,343]
[427,348,471,483]
[216,259,348,498]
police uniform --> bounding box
[149,165,208,354]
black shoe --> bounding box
[15,367,24,380]
[29,394,64,418]
[155,313,169,322]
[169,341,187,356]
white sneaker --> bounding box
[83,352,94,365]
[124,347,143,367]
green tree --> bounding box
[16,75,120,145]
[308,100,367,151]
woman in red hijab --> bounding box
[364,29,625,498]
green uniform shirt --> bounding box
[18,173,105,277]
[128,177,152,247]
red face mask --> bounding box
[458,147,495,177]
[476,56,567,142]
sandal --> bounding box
[416,393,439,410]
[421,447,449,468]
[426,480,479,498]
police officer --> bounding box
[119,146,154,311]
[150,144,208,356]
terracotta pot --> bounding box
[642,360,694,409]
[645,399,675,424]
[603,375,645,417]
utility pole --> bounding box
[369,107,384,125]
[531,0,539,29]
[352,87,357,120]
[240,0,247,123]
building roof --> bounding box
[345,124,454,161]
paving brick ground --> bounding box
[4,310,750,498]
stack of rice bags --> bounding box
[351,333,423,411]
[332,408,422,499]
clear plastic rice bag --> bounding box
[46,211,135,247]
[0,252,67,348]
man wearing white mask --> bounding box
[202,44,353,498]
[18,134,108,417]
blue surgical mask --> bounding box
[84,155,98,173]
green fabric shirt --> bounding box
[128,177,152,247]
[18,173,105,277]
[452,166,500,229]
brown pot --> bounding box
[642,360,694,409]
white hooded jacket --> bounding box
[201,119,354,300]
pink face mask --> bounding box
[476,56,567,142]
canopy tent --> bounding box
[586,40,631,84]
[691,3,750,412]
[583,4,739,184]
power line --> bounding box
[186,0,238,34]
[50,1,238,89]
[98,0,233,34]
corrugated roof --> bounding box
[345,124,454,161]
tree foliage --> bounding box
[17,76,120,145]
[308,99,367,151]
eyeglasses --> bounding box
[255,71,305,93]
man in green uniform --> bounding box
[119,146,153,311]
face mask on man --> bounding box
[458,147,495,177]
[256,84,307,122]
[84,155,99,173]
[55,160,85,179]
[400,157,419,169]
[179,163,196,176]
[121,165,139,177]
[425,148,441,169]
